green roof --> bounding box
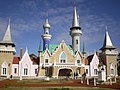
[38,42,43,52]
[49,44,58,54]
[48,44,74,55]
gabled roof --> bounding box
[85,54,94,65]
[30,55,39,65]
[75,50,83,58]
[90,52,99,65]
[85,52,106,66]
[13,57,20,64]
[19,49,39,65]
[48,44,74,55]
[49,44,58,54]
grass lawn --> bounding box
[16,79,71,84]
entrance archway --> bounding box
[58,68,72,76]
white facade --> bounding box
[12,50,38,77]
[84,65,89,77]
[90,52,99,76]
[85,52,106,81]
[12,64,19,76]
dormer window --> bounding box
[77,56,81,64]
[77,60,80,63]
[60,52,66,63]
[45,59,48,63]
[44,54,49,63]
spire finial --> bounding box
[74,0,76,7]
[105,25,108,31]
[26,47,28,52]
[43,13,50,29]
[9,18,10,25]
[46,12,48,19]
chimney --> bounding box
[20,48,23,60]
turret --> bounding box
[42,17,52,51]
[99,26,118,77]
[70,2,82,53]
[0,19,16,54]
[0,19,16,77]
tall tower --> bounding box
[70,2,82,53]
[100,27,118,77]
[42,17,52,51]
[0,19,16,77]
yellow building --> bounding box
[38,40,85,78]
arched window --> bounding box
[1,61,8,76]
[60,52,66,63]
[44,54,49,63]
[76,39,78,44]
[110,64,114,75]
[77,56,81,64]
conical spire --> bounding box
[38,41,42,52]
[43,17,51,29]
[100,26,115,50]
[105,31,113,46]
[2,19,13,43]
[72,2,79,28]
[82,42,86,55]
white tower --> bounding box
[42,17,52,51]
[70,3,82,53]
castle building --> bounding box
[38,4,85,78]
[0,2,118,80]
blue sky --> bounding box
[0,0,120,56]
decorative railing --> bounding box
[55,63,75,66]
[104,51,118,55]
[41,63,85,67]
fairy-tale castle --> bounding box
[0,2,118,80]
